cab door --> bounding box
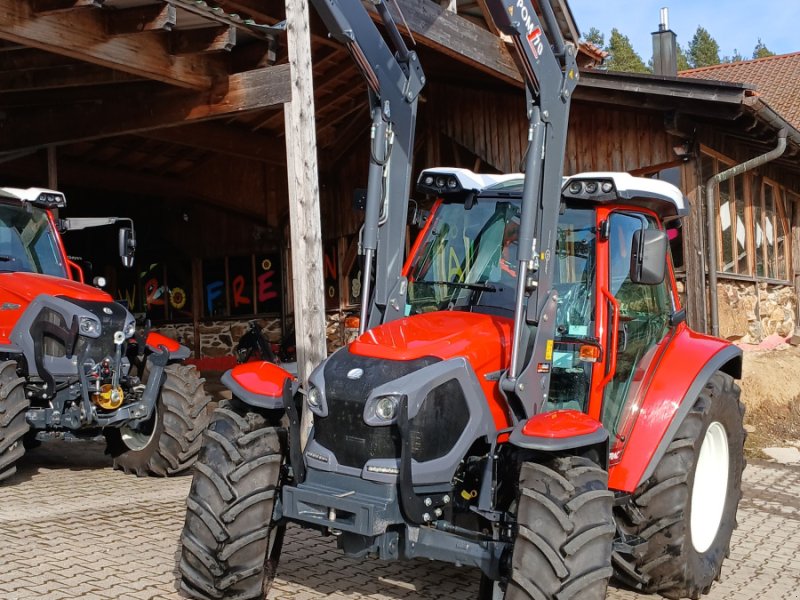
[589,208,675,443]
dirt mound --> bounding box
[741,344,800,410]
[740,344,800,457]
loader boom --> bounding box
[310,0,424,333]
[485,0,580,417]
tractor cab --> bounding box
[0,188,69,278]
[409,168,689,457]
[0,187,137,283]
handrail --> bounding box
[599,287,619,388]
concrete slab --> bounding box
[763,446,800,464]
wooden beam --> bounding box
[285,0,326,425]
[0,63,141,92]
[0,64,291,152]
[30,0,103,15]
[0,47,75,72]
[475,0,500,35]
[369,0,521,86]
[105,4,176,36]
[46,146,57,189]
[0,0,221,89]
[217,0,342,50]
[139,122,286,165]
[170,26,237,55]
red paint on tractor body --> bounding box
[351,311,515,429]
[230,361,295,398]
[145,332,182,353]
[606,322,736,492]
[0,272,112,345]
[521,409,603,438]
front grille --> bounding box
[314,350,439,470]
[62,298,128,363]
[313,352,473,469]
[39,308,67,358]
[410,378,470,462]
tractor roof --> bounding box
[0,187,66,209]
[417,168,688,219]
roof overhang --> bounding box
[575,69,800,167]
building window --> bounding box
[701,148,791,282]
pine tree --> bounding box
[688,26,720,68]
[605,28,650,73]
[753,38,775,59]
[721,49,744,63]
[676,42,691,71]
[583,27,605,48]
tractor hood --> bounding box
[0,272,111,304]
[0,273,112,345]
[350,311,513,373]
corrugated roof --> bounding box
[681,52,800,130]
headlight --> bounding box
[375,395,399,421]
[364,394,403,425]
[78,316,101,337]
[307,386,322,409]
[123,321,136,338]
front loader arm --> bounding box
[485,0,579,418]
[310,0,425,333]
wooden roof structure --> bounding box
[0,0,604,169]
[0,0,568,221]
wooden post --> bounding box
[284,0,326,441]
[46,146,57,189]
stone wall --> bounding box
[153,313,353,358]
[717,280,796,343]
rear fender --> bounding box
[145,331,190,361]
[509,410,609,467]
[608,326,742,492]
[222,361,297,410]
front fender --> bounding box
[222,361,296,410]
[145,331,190,361]
[509,409,608,453]
[608,324,742,492]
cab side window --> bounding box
[602,212,672,435]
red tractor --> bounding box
[0,186,210,482]
[178,1,744,599]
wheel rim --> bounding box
[120,408,158,452]
[690,421,729,553]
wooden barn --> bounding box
[0,0,797,362]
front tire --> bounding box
[613,371,745,599]
[106,363,210,476]
[485,455,614,599]
[179,399,285,600]
[0,360,28,483]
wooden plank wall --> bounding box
[426,83,673,176]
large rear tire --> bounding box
[613,371,745,599]
[179,399,285,600]
[484,455,614,600]
[0,360,28,483]
[106,363,210,476]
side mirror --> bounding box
[630,229,667,285]
[119,227,136,268]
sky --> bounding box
[569,0,800,62]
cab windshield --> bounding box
[0,202,66,277]
[406,199,596,338]
[406,197,598,412]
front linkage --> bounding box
[0,294,210,481]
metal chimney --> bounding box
[652,7,678,76]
